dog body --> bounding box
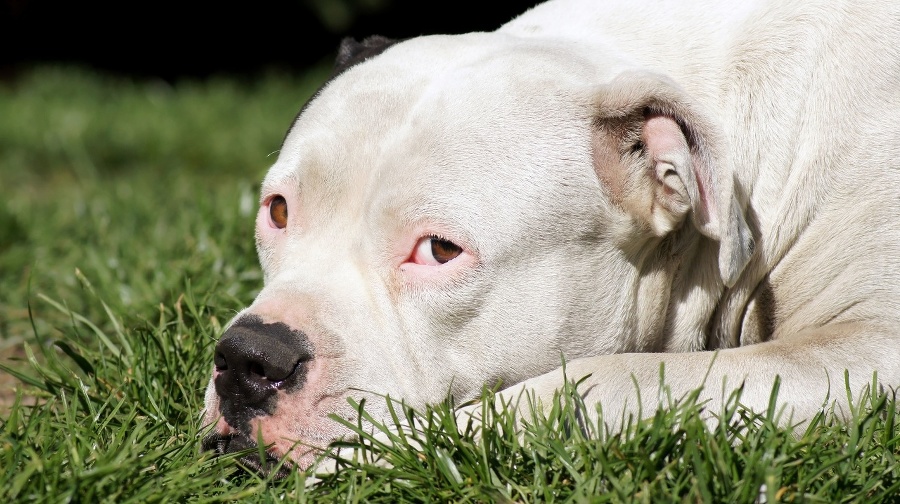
[203,0,900,470]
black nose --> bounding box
[213,315,313,430]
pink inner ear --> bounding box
[642,114,688,158]
[641,113,715,229]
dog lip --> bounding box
[201,433,294,479]
[200,433,220,453]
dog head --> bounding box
[201,33,752,472]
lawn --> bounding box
[0,66,898,502]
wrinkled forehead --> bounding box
[266,33,599,184]
[259,33,610,245]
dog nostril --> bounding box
[245,359,301,384]
[248,361,265,378]
[214,351,228,371]
[219,348,302,387]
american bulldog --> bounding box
[201,0,900,473]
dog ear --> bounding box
[592,71,753,287]
[332,35,401,77]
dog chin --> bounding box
[201,432,303,479]
[200,410,354,477]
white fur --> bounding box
[203,0,900,468]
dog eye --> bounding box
[412,236,463,265]
[269,195,288,229]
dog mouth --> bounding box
[201,433,294,479]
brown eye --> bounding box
[430,237,462,264]
[269,195,288,229]
[410,235,464,266]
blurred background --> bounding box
[2,0,540,82]
[0,0,541,405]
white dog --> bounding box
[202,0,900,473]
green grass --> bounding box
[1,66,899,502]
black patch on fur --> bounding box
[332,35,402,77]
